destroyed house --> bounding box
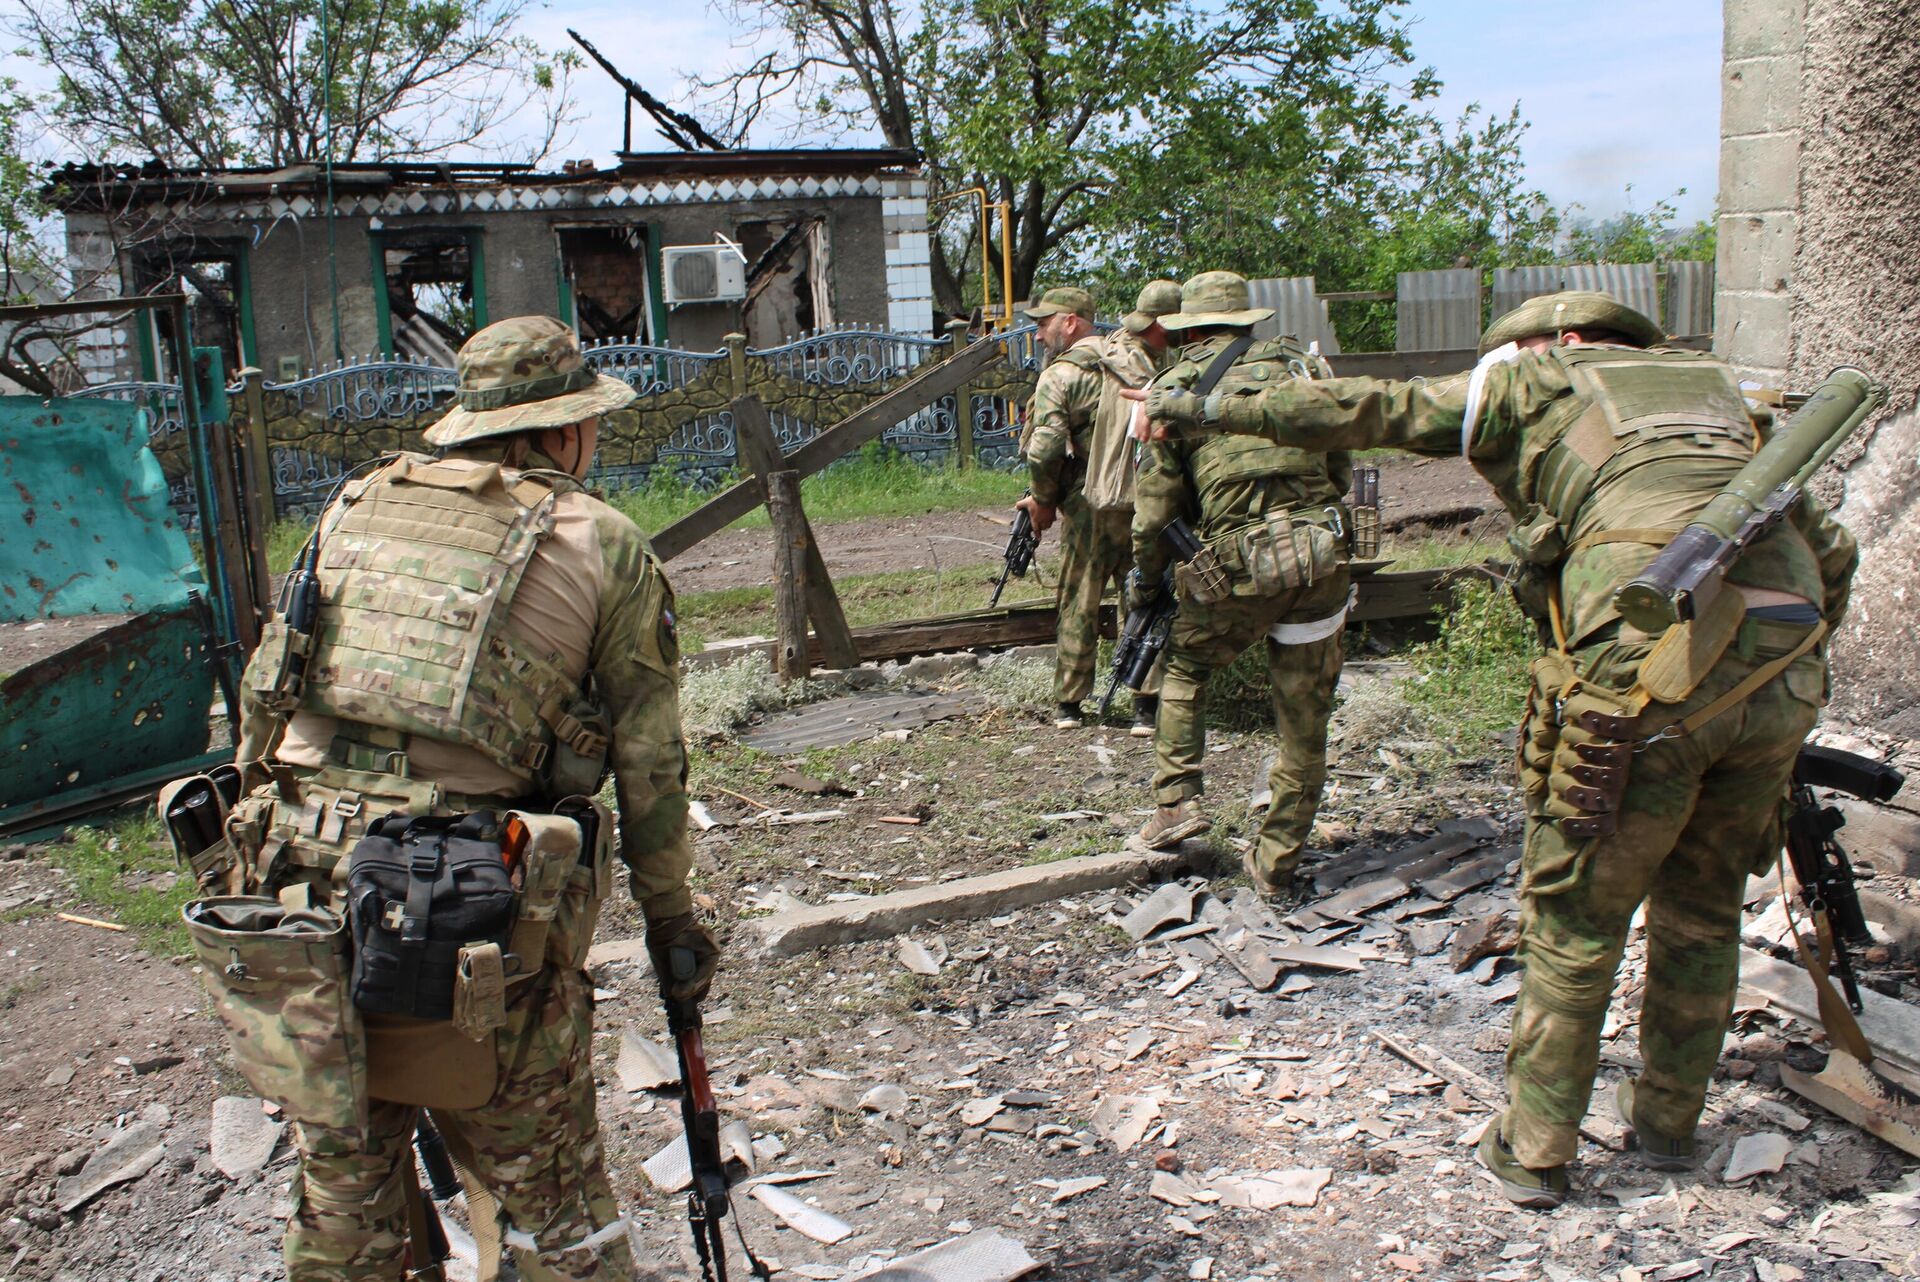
[46,149,935,384]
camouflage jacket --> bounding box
[1202,344,1858,646]
[1025,336,1105,505]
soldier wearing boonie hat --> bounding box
[222,315,712,1280]
[1125,271,1353,894]
[1131,288,1858,1213]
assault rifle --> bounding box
[1786,744,1906,1013]
[1098,519,1208,717]
[989,497,1040,607]
[664,950,770,1282]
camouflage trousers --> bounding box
[286,966,636,1281]
[1055,494,1160,705]
[1500,620,1824,1170]
[1153,568,1349,878]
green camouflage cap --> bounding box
[1478,290,1664,356]
[423,315,638,446]
[1023,286,1096,322]
[1159,271,1275,332]
[1122,279,1183,333]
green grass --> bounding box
[1381,534,1507,571]
[267,520,314,575]
[1401,577,1535,751]
[609,445,1024,534]
[678,564,999,653]
[42,811,194,956]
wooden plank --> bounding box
[1739,947,1920,1079]
[767,470,809,679]
[652,334,1009,561]
[682,567,1475,672]
[731,396,859,667]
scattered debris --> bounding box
[1448,912,1520,973]
[616,1029,679,1093]
[897,937,948,976]
[1214,1168,1331,1209]
[209,1097,282,1181]
[845,1229,1040,1281]
[749,1182,855,1243]
[55,1104,168,1212]
[1090,1094,1160,1153]
[772,769,856,797]
[1122,883,1198,942]
[1040,1175,1107,1202]
[54,911,126,932]
[1723,1132,1793,1184]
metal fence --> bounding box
[72,321,1049,523]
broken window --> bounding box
[372,229,485,363]
[738,218,833,347]
[557,225,656,343]
[130,243,254,381]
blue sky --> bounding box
[5,1,1724,223]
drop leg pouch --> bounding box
[183,896,368,1136]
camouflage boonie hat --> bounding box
[423,315,638,446]
[1023,286,1096,322]
[1159,271,1275,332]
[1123,279,1183,333]
[1478,290,1664,356]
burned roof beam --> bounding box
[567,28,731,153]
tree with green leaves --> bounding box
[5,0,579,168]
[697,0,1556,326]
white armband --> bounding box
[1461,341,1520,459]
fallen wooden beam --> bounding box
[1374,1031,1626,1151]
[683,566,1488,672]
[744,842,1211,957]
[1739,947,1920,1080]
[1778,1053,1920,1159]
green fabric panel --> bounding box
[0,606,214,809]
[0,397,200,621]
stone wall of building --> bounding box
[1720,0,1920,732]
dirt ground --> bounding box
[4,656,1918,1282]
[659,455,1493,596]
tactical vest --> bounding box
[1173,337,1349,518]
[1503,345,1824,636]
[274,453,590,783]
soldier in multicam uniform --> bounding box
[225,316,716,1279]
[1015,283,1180,732]
[1134,290,1857,1208]
[1126,272,1354,896]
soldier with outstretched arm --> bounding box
[1125,291,1858,1209]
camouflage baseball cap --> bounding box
[1122,279,1183,333]
[423,315,637,447]
[1478,290,1664,356]
[1023,286,1096,322]
[1159,271,1275,332]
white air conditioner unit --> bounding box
[662,243,748,307]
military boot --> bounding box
[1477,1123,1568,1209]
[1137,799,1210,850]
[1241,848,1298,902]
[1130,695,1159,739]
[1615,1079,1696,1171]
[1054,702,1085,729]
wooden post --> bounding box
[945,318,974,469]
[731,395,862,672]
[766,470,810,679]
[724,332,749,400]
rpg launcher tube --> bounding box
[1613,367,1885,631]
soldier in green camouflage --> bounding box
[1018,283,1179,731]
[225,315,714,1279]
[1133,290,1857,1209]
[1127,272,1354,895]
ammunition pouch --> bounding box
[509,796,615,973]
[157,765,244,892]
[227,766,447,899]
[1229,511,1344,599]
[183,895,368,1136]
[345,811,519,1022]
[1349,504,1380,560]
[1173,542,1232,605]
[247,615,312,716]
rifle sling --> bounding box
[1191,334,1254,398]
[1775,848,1876,1065]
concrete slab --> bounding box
[750,842,1209,956]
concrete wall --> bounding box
[1719,0,1920,733]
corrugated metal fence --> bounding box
[1248,260,1713,353]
